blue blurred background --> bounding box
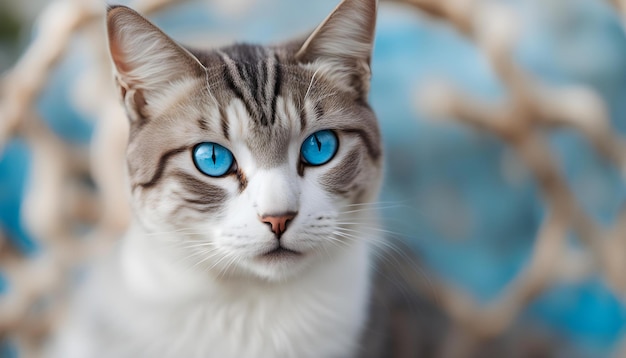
[1,0,626,356]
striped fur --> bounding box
[50,2,384,358]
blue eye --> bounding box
[300,130,339,166]
[193,142,234,177]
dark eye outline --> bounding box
[300,129,339,167]
[192,142,237,178]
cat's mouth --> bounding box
[260,246,302,260]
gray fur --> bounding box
[115,21,383,218]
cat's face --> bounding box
[107,0,381,281]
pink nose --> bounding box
[260,212,297,237]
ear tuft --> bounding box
[295,0,378,94]
[106,6,205,89]
[106,6,206,121]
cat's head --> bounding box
[106,0,382,281]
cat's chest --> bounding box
[122,294,362,358]
[81,250,371,358]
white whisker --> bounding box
[304,66,322,101]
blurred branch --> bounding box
[397,0,626,353]
[435,213,567,339]
[0,0,187,153]
[0,0,189,353]
[610,0,626,23]
[0,0,98,153]
[385,0,476,34]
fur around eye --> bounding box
[300,130,339,166]
[193,142,235,177]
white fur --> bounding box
[49,223,374,358]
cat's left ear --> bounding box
[295,0,378,97]
[106,5,206,122]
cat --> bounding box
[48,0,385,357]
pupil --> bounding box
[211,145,216,165]
[314,134,322,151]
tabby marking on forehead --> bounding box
[218,106,230,140]
[217,48,283,127]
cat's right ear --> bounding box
[106,5,206,122]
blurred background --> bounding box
[1,0,626,357]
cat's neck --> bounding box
[117,222,373,305]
